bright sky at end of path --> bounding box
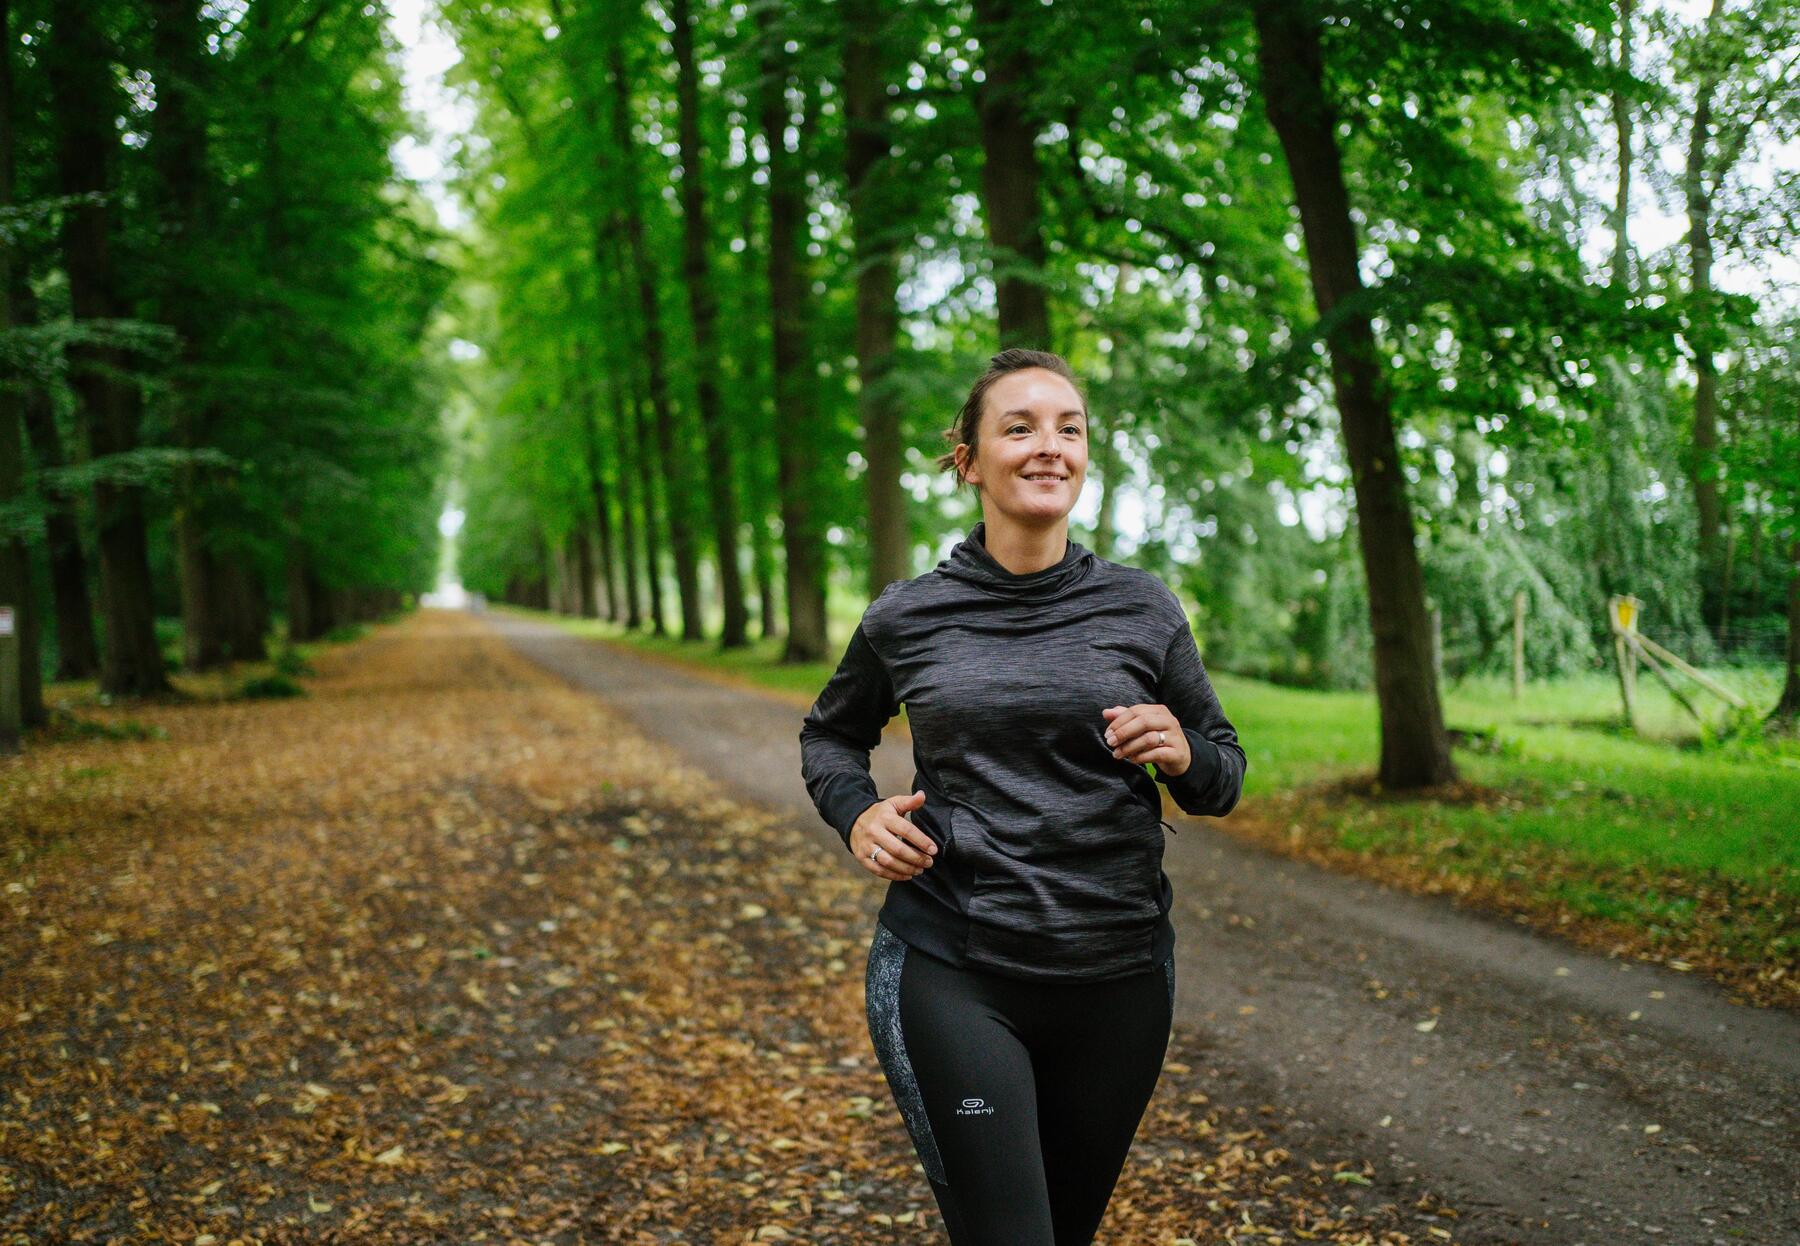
[389,0,472,232]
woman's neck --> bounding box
[978,510,1070,576]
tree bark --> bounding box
[631,376,669,636]
[732,171,780,643]
[758,6,828,662]
[565,324,618,624]
[583,403,620,623]
[217,552,268,662]
[148,0,229,670]
[286,532,336,643]
[0,0,44,727]
[1253,0,1455,789]
[46,2,170,696]
[1771,538,1800,726]
[574,523,597,619]
[971,0,1053,350]
[1610,0,1635,292]
[842,0,912,596]
[1686,0,1726,632]
[609,38,703,640]
[668,0,749,648]
[18,380,99,679]
[607,371,644,630]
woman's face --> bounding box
[957,368,1089,527]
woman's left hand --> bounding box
[1101,703,1191,776]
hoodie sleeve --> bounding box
[799,621,900,853]
[1153,615,1247,817]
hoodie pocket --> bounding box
[957,805,1163,973]
[919,793,956,857]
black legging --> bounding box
[864,920,1174,1245]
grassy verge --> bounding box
[503,602,1800,1009]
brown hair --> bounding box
[936,348,1089,489]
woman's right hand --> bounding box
[849,791,937,881]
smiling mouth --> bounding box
[1022,473,1067,482]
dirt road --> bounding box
[491,609,1800,1246]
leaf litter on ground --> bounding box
[2,610,1465,1244]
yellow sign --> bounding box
[1609,595,1641,634]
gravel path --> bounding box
[490,609,1800,1246]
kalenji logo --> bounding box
[955,1097,995,1116]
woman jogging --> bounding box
[798,347,1248,1245]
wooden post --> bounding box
[1512,589,1526,700]
[1635,631,1747,708]
[1609,594,1643,732]
[1626,631,1706,724]
[0,604,19,754]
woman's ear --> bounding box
[956,443,979,488]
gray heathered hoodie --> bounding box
[799,521,1247,982]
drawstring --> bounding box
[1159,817,1178,837]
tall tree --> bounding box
[669,0,750,648]
[11,275,99,681]
[44,1,170,696]
[1610,0,1635,291]
[1674,0,1800,637]
[1684,0,1729,631]
[610,36,704,641]
[1252,0,1454,788]
[758,5,828,661]
[146,0,228,669]
[971,0,1053,349]
[0,0,42,731]
[840,0,912,595]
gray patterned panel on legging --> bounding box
[864,922,949,1185]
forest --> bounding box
[1,0,1797,783]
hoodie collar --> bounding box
[939,521,1094,600]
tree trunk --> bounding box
[1253,0,1455,789]
[574,524,597,619]
[731,166,780,644]
[0,0,43,727]
[1610,0,1635,291]
[758,6,828,663]
[1770,538,1800,726]
[46,2,170,697]
[586,419,620,623]
[631,377,668,637]
[607,372,644,630]
[148,0,228,671]
[1686,0,1726,632]
[609,38,703,640]
[217,553,268,662]
[971,0,1052,350]
[669,0,749,648]
[544,2,627,630]
[19,382,99,679]
[286,539,326,643]
[842,0,911,596]
[571,334,619,624]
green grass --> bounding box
[1231,669,1798,870]
[501,602,1797,878]
[501,600,1800,988]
